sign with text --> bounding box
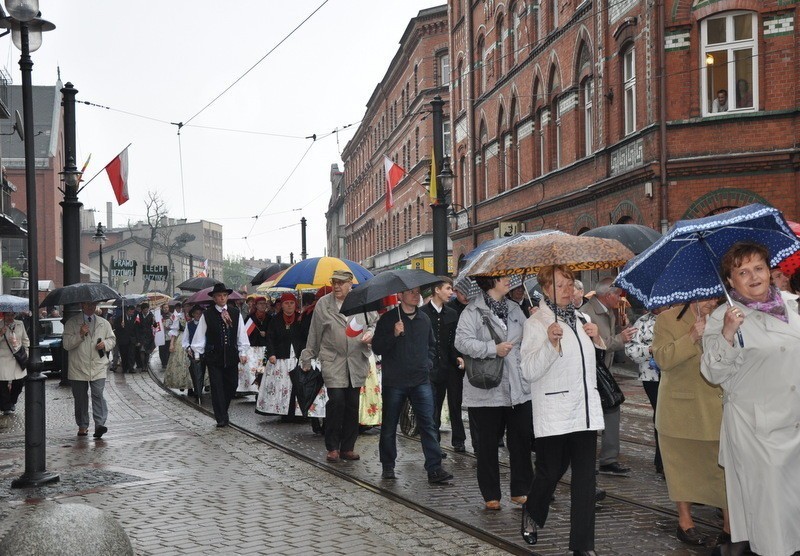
[110,258,137,277]
[142,264,168,281]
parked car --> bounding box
[38,317,64,376]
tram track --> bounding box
[150,368,720,553]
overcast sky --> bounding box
[2,0,442,263]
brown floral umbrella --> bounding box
[467,234,635,277]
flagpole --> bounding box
[77,143,131,194]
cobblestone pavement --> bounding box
[0,371,501,555]
[0,358,726,555]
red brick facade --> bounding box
[448,0,799,270]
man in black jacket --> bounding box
[112,305,138,373]
[420,276,466,452]
[372,287,453,484]
[134,303,156,371]
[190,283,250,427]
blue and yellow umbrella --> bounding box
[269,257,373,290]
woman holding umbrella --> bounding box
[702,241,800,556]
[518,265,604,553]
[0,311,29,415]
[255,292,306,421]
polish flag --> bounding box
[383,155,405,211]
[105,146,130,205]
[345,317,364,338]
[244,318,256,336]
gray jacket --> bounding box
[454,293,530,407]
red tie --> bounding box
[221,308,232,327]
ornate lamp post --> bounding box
[93,222,107,284]
[1,0,59,488]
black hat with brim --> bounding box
[208,283,234,296]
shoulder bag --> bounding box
[463,315,504,389]
[5,332,28,370]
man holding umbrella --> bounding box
[63,301,116,438]
[372,286,454,484]
[191,283,250,427]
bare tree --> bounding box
[141,191,168,292]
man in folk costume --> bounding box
[300,270,377,463]
[247,296,271,347]
[191,283,250,427]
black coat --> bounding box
[135,311,156,349]
[247,312,271,347]
[202,305,242,367]
[266,313,306,359]
[372,308,435,389]
[113,314,137,343]
[420,301,461,383]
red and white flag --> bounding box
[383,155,405,211]
[244,317,256,336]
[105,146,130,205]
[345,317,364,338]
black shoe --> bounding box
[676,526,708,546]
[216,421,229,428]
[381,466,396,480]
[441,451,448,459]
[93,425,108,438]
[521,504,538,545]
[599,462,630,475]
[595,488,606,502]
[428,467,453,484]
[453,444,466,453]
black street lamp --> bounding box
[1,0,59,488]
[93,222,107,284]
[16,249,26,271]
[430,95,450,276]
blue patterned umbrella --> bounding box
[0,294,29,313]
[615,204,800,309]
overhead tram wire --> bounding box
[182,0,331,127]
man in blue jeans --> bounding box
[372,287,453,484]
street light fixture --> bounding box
[1,0,58,488]
[93,222,107,284]
[16,249,26,271]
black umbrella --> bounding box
[113,294,148,308]
[176,276,221,292]
[250,263,290,286]
[189,359,205,405]
[581,224,662,255]
[288,364,324,417]
[39,283,121,308]
[339,269,440,316]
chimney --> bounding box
[106,202,113,230]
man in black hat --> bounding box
[190,283,250,427]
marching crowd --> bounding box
[2,239,799,556]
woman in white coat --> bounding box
[702,241,800,556]
[519,265,605,555]
[0,312,29,415]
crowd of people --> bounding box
[3,238,799,556]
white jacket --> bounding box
[520,302,605,438]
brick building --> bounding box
[339,5,451,271]
[448,0,799,269]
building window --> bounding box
[496,16,505,78]
[623,47,636,135]
[702,11,757,114]
[459,155,468,206]
[583,78,593,157]
[479,37,487,95]
[414,64,419,96]
[117,249,126,261]
[457,59,464,112]
[538,112,545,177]
[511,3,519,65]
[438,52,450,87]
[554,107,561,169]
[442,120,452,158]
[553,0,559,29]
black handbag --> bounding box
[289,363,324,417]
[5,334,28,370]
[595,348,625,409]
[463,315,505,389]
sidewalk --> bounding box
[0,373,501,555]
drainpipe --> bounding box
[658,0,669,232]
[465,1,478,249]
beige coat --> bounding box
[0,320,29,381]
[652,305,723,441]
[299,293,377,389]
[63,313,116,381]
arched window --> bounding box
[510,3,520,65]
[457,58,465,112]
[477,36,487,95]
[497,105,507,192]
[459,155,468,206]
[622,45,636,135]
[496,15,506,78]
[509,97,519,187]
[548,66,561,170]
[581,78,594,157]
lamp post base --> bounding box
[11,470,60,488]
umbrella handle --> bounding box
[724,298,745,348]
[699,236,744,348]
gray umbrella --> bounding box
[0,294,29,313]
[177,276,222,292]
[39,283,121,308]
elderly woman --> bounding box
[0,312,29,415]
[519,265,603,554]
[652,299,729,547]
[454,275,532,511]
[300,270,377,463]
[702,241,800,556]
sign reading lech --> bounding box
[142,265,169,281]
[110,258,137,277]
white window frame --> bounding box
[439,53,450,87]
[700,11,758,115]
[443,120,452,159]
[584,79,593,156]
[555,111,562,169]
[623,48,636,135]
